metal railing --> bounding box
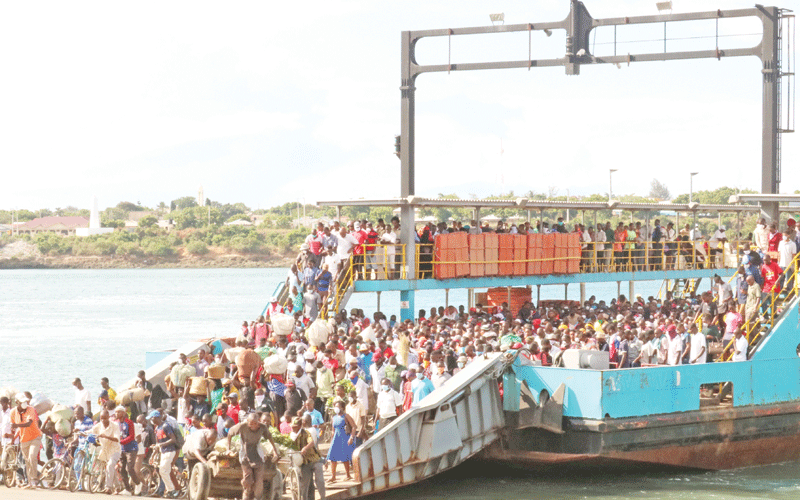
[324,257,354,319]
[346,244,408,282]
[718,253,800,361]
[409,239,748,281]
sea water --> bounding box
[2,268,789,499]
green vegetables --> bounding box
[269,426,299,451]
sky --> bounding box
[0,0,796,212]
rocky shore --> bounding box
[0,241,294,269]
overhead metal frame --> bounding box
[398,1,792,285]
[318,197,761,214]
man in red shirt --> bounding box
[761,254,783,317]
[351,222,367,280]
[364,222,379,280]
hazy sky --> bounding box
[0,0,796,212]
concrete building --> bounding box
[14,216,89,236]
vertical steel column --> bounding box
[400,30,417,322]
[760,6,780,222]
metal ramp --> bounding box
[324,353,508,499]
[671,277,702,299]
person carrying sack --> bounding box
[291,417,325,500]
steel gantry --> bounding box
[397,2,793,321]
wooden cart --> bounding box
[187,451,285,500]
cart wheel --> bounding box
[188,463,211,500]
[285,468,301,500]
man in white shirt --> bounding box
[348,370,370,412]
[335,228,359,259]
[0,397,12,468]
[91,410,122,492]
[430,362,452,389]
[375,378,403,433]
[689,324,707,364]
[777,230,797,270]
[689,224,702,241]
[291,366,316,401]
[594,224,606,272]
[73,378,92,414]
[732,328,748,362]
[666,327,682,366]
[369,355,387,393]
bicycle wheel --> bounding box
[175,466,188,498]
[40,458,66,489]
[3,447,18,488]
[68,469,79,492]
[72,450,86,491]
[84,458,106,494]
[285,467,301,500]
[140,465,161,497]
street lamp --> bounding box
[609,169,618,202]
[689,172,699,227]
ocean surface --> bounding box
[2,268,792,499]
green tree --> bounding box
[117,201,144,212]
[171,196,198,211]
[138,215,158,229]
[14,209,37,222]
[649,179,671,201]
[226,213,251,223]
[102,206,128,222]
[186,240,209,255]
[173,209,198,229]
[102,219,125,229]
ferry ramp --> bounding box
[324,353,508,499]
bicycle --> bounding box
[39,434,78,490]
[40,456,67,489]
[1,443,26,488]
[284,451,304,500]
[67,434,96,492]
[81,434,108,494]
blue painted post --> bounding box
[400,289,415,322]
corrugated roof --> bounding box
[317,197,765,213]
[19,216,89,229]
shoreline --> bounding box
[0,240,295,269]
[0,254,294,270]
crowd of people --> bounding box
[287,215,800,323]
[2,216,797,500]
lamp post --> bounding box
[609,169,618,202]
[689,172,699,227]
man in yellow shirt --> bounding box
[98,377,117,407]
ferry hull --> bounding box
[482,400,800,471]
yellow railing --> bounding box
[580,239,747,274]
[324,256,354,320]
[411,239,747,281]
[718,253,800,361]
[346,244,408,282]
[328,239,748,284]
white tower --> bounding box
[198,185,204,206]
[89,196,101,229]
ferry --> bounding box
[139,3,799,499]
